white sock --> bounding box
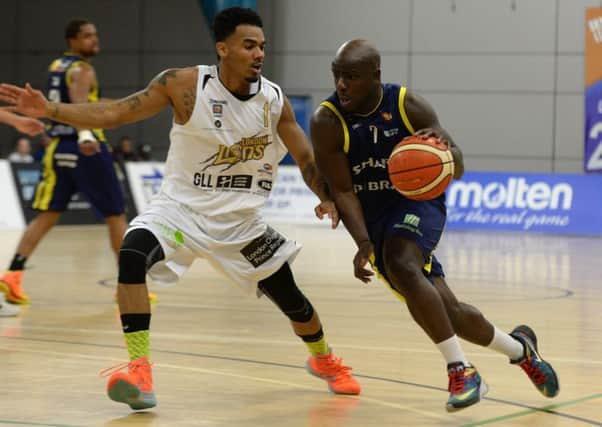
[487,326,524,360]
[436,335,468,365]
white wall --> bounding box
[266,0,598,173]
[1,0,596,173]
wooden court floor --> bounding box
[0,224,600,427]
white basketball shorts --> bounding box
[126,195,301,294]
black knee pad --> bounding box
[258,263,315,323]
[118,228,165,284]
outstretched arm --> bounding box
[0,69,178,130]
[277,96,339,228]
[404,90,465,179]
[311,106,374,283]
[0,109,45,136]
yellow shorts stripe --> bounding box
[370,253,434,303]
[369,253,407,303]
[32,138,59,211]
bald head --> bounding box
[330,39,382,114]
[334,39,380,70]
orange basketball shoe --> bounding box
[101,356,157,410]
[0,271,29,304]
[306,349,361,395]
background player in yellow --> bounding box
[0,19,145,305]
[0,7,361,410]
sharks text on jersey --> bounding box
[351,157,389,175]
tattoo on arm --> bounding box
[157,69,178,86]
[120,96,142,112]
[50,104,59,119]
[182,88,196,117]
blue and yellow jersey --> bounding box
[321,84,444,221]
[46,51,105,141]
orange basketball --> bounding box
[388,135,455,200]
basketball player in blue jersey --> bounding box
[311,39,559,412]
[0,8,361,410]
[0,19,139,305]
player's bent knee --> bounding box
[258,263,315,323]
[384,255,423,290]
[118,228,165,284]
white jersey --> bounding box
[158,65,287,216]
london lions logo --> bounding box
[200,134,272,172]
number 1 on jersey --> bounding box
[263,102,269,128]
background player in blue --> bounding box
[311,39,559,412]
[0,19,131,305]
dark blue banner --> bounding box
[446,171,602,235]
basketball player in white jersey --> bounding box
[0,7,361,409]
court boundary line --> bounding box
[0,420,83,427]
[6,326,602,366]
[460,393,602,426]
[0,344,447,422]
[2,336,601,425]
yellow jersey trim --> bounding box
[398,86,415,134]
[355,86,384,117]
[321,101,350,154]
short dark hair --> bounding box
[213,7,262,42]
[65,18,91,40]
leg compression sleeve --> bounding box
[258,262,315,323]
[118,228,165,284]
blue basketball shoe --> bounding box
[446,362,488,412]
[510,325,559,398]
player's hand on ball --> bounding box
[315,200,340,229]
[353,240,375,283]
[414,128,449,147]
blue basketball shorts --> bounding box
[32,136,124,217]
[366,196,446,285]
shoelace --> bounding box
[448,368,465,394]
[519,359,546,385]
[99,359,153,384]
[318,355,353,380]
